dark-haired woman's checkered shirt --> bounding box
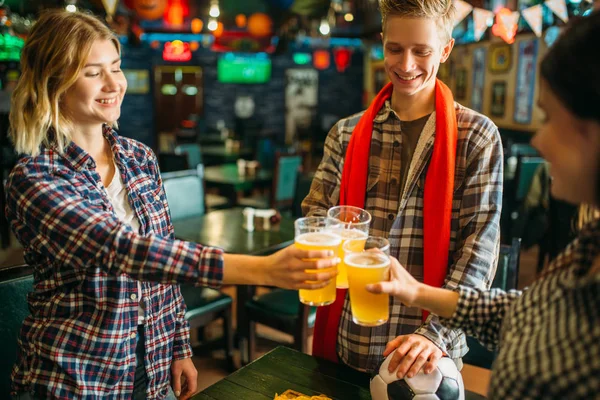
[444,220,600,399]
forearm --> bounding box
[413,284,460,319]
[221,254,267,285]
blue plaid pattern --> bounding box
[5,126,224,399]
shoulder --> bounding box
[329,110,368,143]
[337,110,367,130]
[8,148,66,184]
[117,135,157,164]
[455,102,502,152]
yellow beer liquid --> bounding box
[345,252,390,326]
[295,232,341,306]
[334,229,368,288]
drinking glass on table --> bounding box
[343,236,390,327]
[326,206,371,288]
[295,217,342,306]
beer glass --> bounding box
[343,236,390,326]
[327,206,371,288]
[295,217,341,306]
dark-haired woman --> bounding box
[368,11,600,399]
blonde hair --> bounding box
[379,0,456,43]
[10,10,120,156]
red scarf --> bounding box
[312,79,457,362]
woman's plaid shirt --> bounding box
[444,220,600,399]
[5,127,224,399]
[302,100,503,372]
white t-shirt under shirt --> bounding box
[105,163,145,325]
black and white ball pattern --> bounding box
[370,350,464,400]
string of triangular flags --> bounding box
[453,0,570,43]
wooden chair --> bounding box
[0,264,34,397]
[162,169,235,370]
[242,288,316,365]
[163,164,229,212]
[239,152,303,211]
[462,238,521,370]
[502,156,546,243]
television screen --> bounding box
[218,53,271,84]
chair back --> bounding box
[162,166,206,220]
[256,138,275,171]
[175,144,203,168]
[0,264,34,397]
[492,237,521,291]
[463,238,521,370]
[271,153,303,209]
[515,157,546,201]
[158,152,189,173]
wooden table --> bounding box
[202,146,253,166]
[172,208,293,255]
[194,346,487,399]
[204,164,273,206]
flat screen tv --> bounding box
[217,53,271,84]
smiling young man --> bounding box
[302,0,503,377]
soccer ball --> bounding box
[370,350,464,400]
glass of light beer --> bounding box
[295,217,342,306]
[343,236,390,327]
[327,206,371,289]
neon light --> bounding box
[163,40,192,62]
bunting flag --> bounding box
[522,4,544,37]
[453,0,474,28]
[102,0,118,19]
[473,8,495,41]
[500,10,521,40]
[545,0,569,23]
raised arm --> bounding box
[411,121,505,356]
[368,257,522,352]
[6,166,337,289]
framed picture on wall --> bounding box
[455,67,467,100]
[471,47,486,112]
[489,44,512,73]
[514,38,539,124]
[490,81,507,117]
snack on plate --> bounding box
[273,389,333,399]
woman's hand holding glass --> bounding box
[365,255,421,307]
[263,244,339,290]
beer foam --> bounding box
[344,253,390,268]
[338,228,368,240]
[296,231,341,247]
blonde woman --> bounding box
[369,12,600,399]
[5,11,337,400]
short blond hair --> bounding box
[379,0,456,43]
[10,10,120,156]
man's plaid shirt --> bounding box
[5,127,224,399]
[302,100,503,372]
